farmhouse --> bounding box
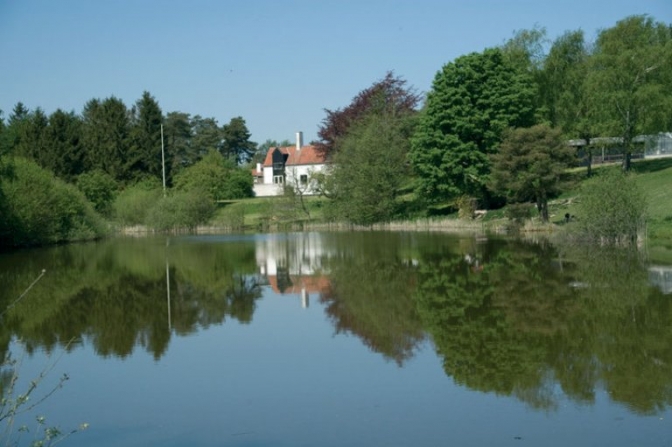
[253,132,328,197]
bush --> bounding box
[146,190,215,231]
[506,202,532,224]
[76,170,118,216]
[113,180,163,226]
[0,157,107,248]
[575,168,647,245]
[173,150,253,200]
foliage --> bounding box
[586,15,672,171]
[163,111,192,178]
[112,179,163,226]
[0,157,106,248]
[129,91,164,181]
[253,139,291,165]
[173,150,253,201]
[574,168,647,244]
[42,109,85,182]
[410,48,537,206]
[490,124,576,222]
[220,116,256,165]
[456,195,478,219]
[81,97,133,182]
[316,71,420,159]
[325,111,415,226]
[76,169,118,217]
[146,189,215,231]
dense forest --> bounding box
[0,14,670,249]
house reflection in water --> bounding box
[649,265,672,295]
[255,233,331,308]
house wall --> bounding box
[285,164,326,195]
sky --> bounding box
[1,0,670,145]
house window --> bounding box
[273,162,284,170]
[300,174,308,185]
[273,175,284,184]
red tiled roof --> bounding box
[262,145,325,167]
[267,275,330,295]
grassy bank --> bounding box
[120,157,672,250]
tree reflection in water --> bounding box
[0,233,670,414]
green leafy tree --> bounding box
[129,91,164,181]
[221,116,256,164]
[587,15,672,171]
[325,111,415,225]
[490,124,576,222]
[541,30,596,175]
[410,48,537,206]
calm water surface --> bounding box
[0,231,670,446]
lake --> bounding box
[0,231,670,446]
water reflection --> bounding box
[0,232,670,415]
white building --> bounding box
[253,132,328,197]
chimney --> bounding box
[296,131,303,152]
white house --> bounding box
[253,132,328,197]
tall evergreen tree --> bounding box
[130,91,164,181]
[221,116,256,164]
[163,111,192,180]
[43,109,84,181]
[190,115,222,162]
[19,108,49,164]
[5,102,30,156]
[81,97,132,181]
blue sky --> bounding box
[1,0,670,145]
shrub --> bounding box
[76,169,118,216]
[146,190,215,231]
[0,157,106,248]
[173,150,253,201]
[505,202,532,225]
[575,168,646,245]
[113,180,163,226]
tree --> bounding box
[15,108,49,163]
[220,116,256,165]
[325,111,415,225]
[316,71,420,160]
[490,124,576,222]
[409,48,537,207]
[541,30,596,176]
[189,115,222,163]
[81,97,133,182]
[163,111,192,178]
[253,139,291,165]
[587,15,672,171]
[42,109,84,181]
[3,103,30,156]
[129,91,164,181]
